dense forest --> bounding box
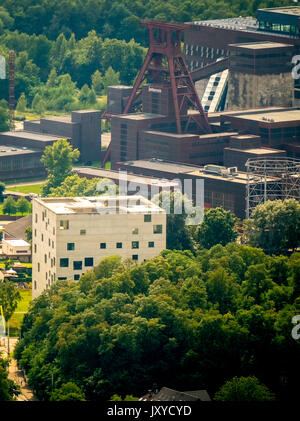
[0,1,292,43]
[0,0,293,112]
[14,245,300,400]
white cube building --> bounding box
[32,195,166,298]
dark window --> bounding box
[67,243,75,251]
[132,254,138,261]
[148,241,154,248]
[153,224,163,234]
[132,241,139,249]
[73,261,82,270]
[100,242,106,249]
[80,229,86,235]
[58,277,67,280]
[116,242,122,249]
[144,214,152,222]
[74,274,80,281]
[60,258,69,268]
[85,257,94,267]
[34,281,37,289]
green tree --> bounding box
[91,70,104,95]
[16,92,27,114]
[214,376,275,401]
[78,84,91,104]
[0,281,21,321]
[153,190,195,251]
[50,382,86,401]
[41,139,80,195]
[25,226,32,243]
[48,174,117,197]
[2,196,17,215]
[246,199,300,255]
[16,197,30,215]
[0,100,10,131]
[0,181,5,202]
[198,207,237,249]
[0,354,19,401]
[31,93,45,115]
[102,66,120,94]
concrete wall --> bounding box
[227,72,294,110]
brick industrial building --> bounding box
[184,6,300,103]
[114,158,279,219]
[0,110,101,181]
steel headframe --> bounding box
[245,157,300,219]
[123,20,211,134]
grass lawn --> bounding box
[6,183,44,195]
[9,289,32,337]
[0,204,32,216]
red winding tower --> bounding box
[123,20,211,134]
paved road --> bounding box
[0,337,37,401]
[6,180,46,188]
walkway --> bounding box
[0,337,37,401]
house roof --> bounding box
[4,215,32,240]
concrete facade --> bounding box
[32,196,166,298]
[227,43,294,110]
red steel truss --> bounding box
[123,20,211,134]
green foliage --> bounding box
[153,190,195,251]
[25,226,32,243]
[246,199,300,255]
[91,70,104,95]
[102,67,121,94]
[0,280,21,320]
[15,246,300,401]
[50,382,86,401]
[31,93,45,115]
[16,92,27,113]
[198,207,237,249]
[214,376,275,401]
[0,181,5,202]
[41,139,80,195]
[16,197,30,215]
[0,354,19,401]
[48,174,118,197]
[0,100,10,132]
[2,195,17,215]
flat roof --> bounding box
[42,116,72,122]
[0,144,41,157]
[225,147,286,155]
[191,14,298,39]
[34,196,165,215]
[259,7,300,17]
[115,113,165,121]
[187,168,277,184]
[73,167,179,186]
[0,130,63,142]
[119,159,200,174]
[3,239,30,247]
[225,108,300,124]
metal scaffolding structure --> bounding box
[246,158,300,218]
